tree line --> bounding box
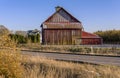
[94,30,120,44]
[9,34,40,44]
[0,25,40,44]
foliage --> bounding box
[94,30,120,44]
[0,25,9,35]
[68,47,83,52]
[28,34,40,43]
[0,33,24,78]
[9,34,40,44]
[9,34,27,44]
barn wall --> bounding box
[42,29,81,45]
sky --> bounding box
[0,0,120,32]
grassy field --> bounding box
[22,55,120,78]
[0,33,120,78]
[1,53,120,78]
[19,44,120,56]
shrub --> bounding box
[68,47,83,52]
[84,47,91,53]
[0,34,24,78]
[9,34,27,44]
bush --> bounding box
[9,34,27,44]
[28,34,40,43]
[68,47,83,52]
[0,34,24,78]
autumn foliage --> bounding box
[0,32,24,78]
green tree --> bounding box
[94,30,120,44]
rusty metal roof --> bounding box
[82,31,101,38]
[42,23,82,29]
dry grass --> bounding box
[0,33,24,78]
[1,33,120,78]
[19,44,120,56]
[23,55,120,78]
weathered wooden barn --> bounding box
[41,6,83,45]
[41,6,102,45]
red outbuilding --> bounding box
[81,31,102,45]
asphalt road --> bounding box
[22,51,120,66]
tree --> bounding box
[0,25,9,35]
[94,30,120,44]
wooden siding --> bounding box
[42,23,82,29]
[45,9,80,23]
[41,7,82,45]
[42,29,81,45]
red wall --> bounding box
[81,38,102,45]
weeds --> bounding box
[0,33,24,78]
[19,44,120,55]
[23,56,120,78]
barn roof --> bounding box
[41,6,83,29]
[82,31,101,38]
[44,6,81,23]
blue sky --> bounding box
[0,0,120,32]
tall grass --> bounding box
[23,55,120,78]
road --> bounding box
[22,51,120,66]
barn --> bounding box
[41,6,102,45]
[41,6,83,45]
